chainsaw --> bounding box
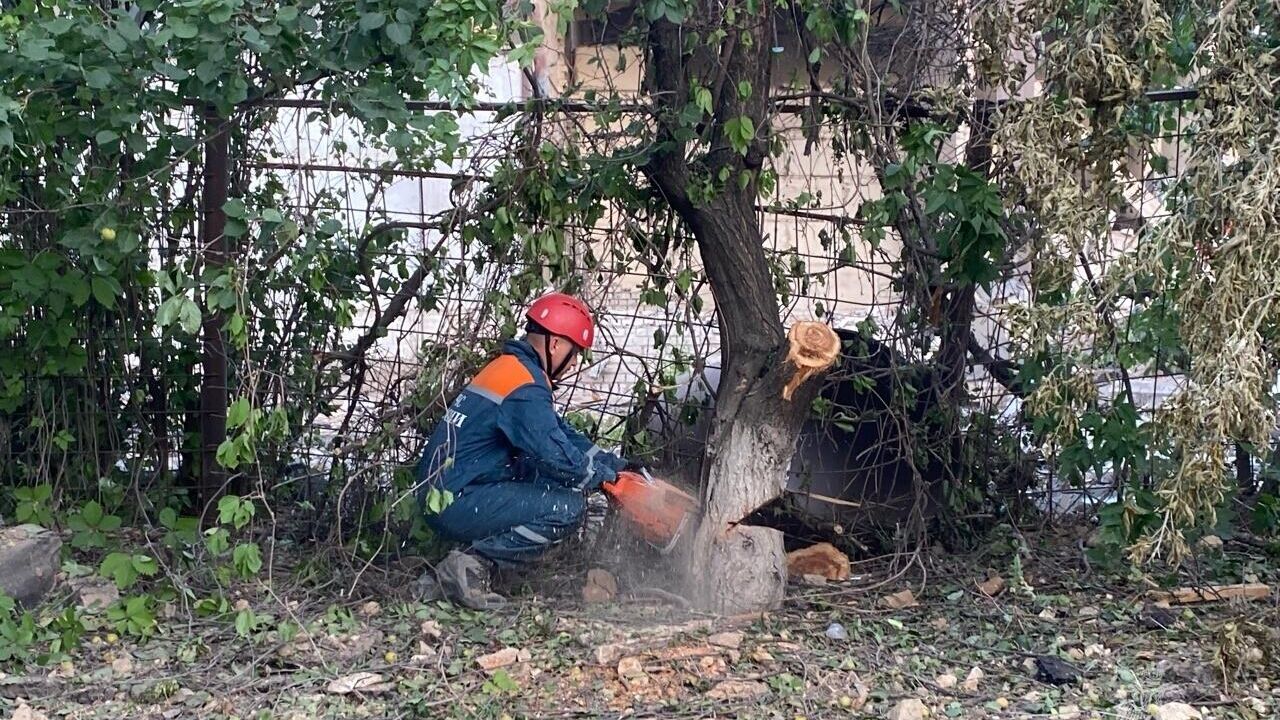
[600,468,698,555]
[601,468,826,554]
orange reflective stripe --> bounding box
[468,355,535,402]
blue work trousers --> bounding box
[427,480,585,567]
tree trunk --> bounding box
[198,107,232,515]
[641,3,841,611]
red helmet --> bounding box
[527,292,595,349]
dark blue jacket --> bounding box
[416,339,624,496]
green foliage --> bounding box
[99,552,160,590]
[107,595,157,639]
[232,542,264,578]
[0,593,85,664]
[67,500,123,549]
[423,487,455,516]
[0,0,522,507]
[12,484,54,526]
[158,507,200,552]
[1250,494,1279,536]
[0,594,38,663]
[217,495,256,530]
[481,668,521,695]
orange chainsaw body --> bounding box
[601,470,699,554]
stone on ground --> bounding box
[69,576,119,612]
[1152,703,1201,720]
[0,524,62,607]
[886,698,928,720]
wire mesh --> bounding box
[0,69,1202,537]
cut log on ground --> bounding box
[1147,583,1270,605]
[785,542,851,581]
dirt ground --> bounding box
[2,526,1277,720]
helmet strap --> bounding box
[543,334,576,387]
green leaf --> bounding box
[724,116,756,155]
[694,86,713,115]
[222,199,247,218]
[104,31,128,53]
[234,608,256,637]
[227,397,251,429]
[261,208,284,223]
[100,553,138,589]
[178,298,202,335]
[95,129,119,144]
[132,554,158,578]
[44,18,75,35]
[85,68,113,90]
[19,38,54,62]
[232,542,263,577]
[217,495,254,528]
[82,501,104,526]
[156,295,182,327]
[171,20,199,39]
[205,527,231,556]
[216,438,241,469]
[359,12,386,30]
[91,276,118,309]
[385,22,411,45]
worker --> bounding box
[415,292,632,609]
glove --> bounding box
[580,459,619,494]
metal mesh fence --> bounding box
[0,77,1205,540]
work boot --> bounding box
[411,568,443,603]
[435,550,507,610]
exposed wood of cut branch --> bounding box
[1147,583,1271,605]
[782,322,841,401]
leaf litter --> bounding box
[5,527,1277,719]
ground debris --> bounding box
[591,618,721,664]
[476,647,529,671]
[706,679,768,700]
[419,619,443,639]
[886,698,928,720]
[1148,583,1270,605]
[1152,702,1202,720]
[1033,655,1080,685]
[962,666,984,692]
[1141,604,1179,630]
[977,573,1007,597]
[68,576,119,612]
[1198,534,1224,551]
[880,589,919,609]
[325,672,391,695]
[616,656,649,691]
[11,703,49,720]
[786,542,851,581]
[708,631,743,650]
[582,568,619,603]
